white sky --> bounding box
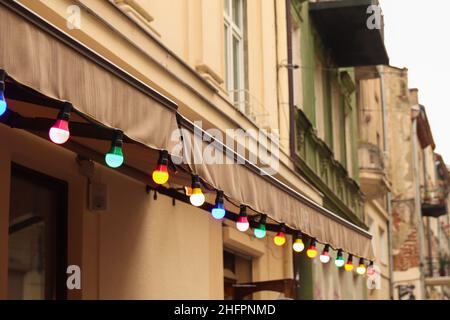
[380,0,450,162]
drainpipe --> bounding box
[411,107,427,299]
[378,66,394,299]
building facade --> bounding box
[0,0,392,300]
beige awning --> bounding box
[0,4,180,153]
[0,3,374,260]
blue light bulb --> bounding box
[0,91,7,116]
[211,202,226,220]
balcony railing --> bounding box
[294,108,365,224]
[358,142,390,199]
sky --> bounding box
[380,0,450,162]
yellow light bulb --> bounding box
[306,246,317,258]
[152,169,169,184]
[273,232,286,246]
[344,263,354,272]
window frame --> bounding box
[224,0,246,113]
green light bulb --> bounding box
[254,224,266,239]
[105,145,124,168]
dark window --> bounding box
[8,163,68,300]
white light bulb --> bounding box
[190,193,205,207]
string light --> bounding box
[211,190,226,220]
[253,214,267,239]
[292,231,305,253]
[152,150,170,184]
[335,249,345,268]
[356,258,366,275]
[105,130,124,168]
[344,254,354,272]
[306,239,318,258]
[319,244,331,264]
[367,262,375,276]
[273,223,286,246]
[236,205,249,232]
[189,174,205,207]
[49,103,71,145]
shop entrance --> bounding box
[7,163,68,300]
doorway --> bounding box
[7,163,68,300]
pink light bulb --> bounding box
[236,216,249,232]
[49,119,70,144]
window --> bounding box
[224,0,246,112]
[379,227,388,265]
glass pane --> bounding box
[224,0,230,15]
[232,0,241,28]
[232,35,241,104]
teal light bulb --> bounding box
[105,145,124,168]
[335,256,345,268]
[254,224,266,239]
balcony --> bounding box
[309,0,389,67]
[358,142,390,199]
[421,189,448,218]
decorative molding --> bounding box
[111,0,161,37]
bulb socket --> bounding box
[57,102,72,121]
[191,174,201,189]
[111,130,123,148]
[239,205,247,217]
[215,190,224,206]
[158,150,169,166]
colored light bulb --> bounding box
[152,150,170,184]
[49,119,70,144]
[152,164,169,184]
[211,191,226,220]
[274,232,286,246]
[344,255,354,272]
[105,146,124,168]
[367,263,375,276]
[335,250,345,268]
[356,258,366,275]
[254,224,266,239]
[236,205,249,232]
[190,187,205,207]
[293,238,305,253]
[0,90,7,116]
[189,175,205,207]
[254,214,267,239]
[211,202,226,220]
[306,240,317,258]
[105,131,124,168]
[49,103,71,145]
[319,245,331,264]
